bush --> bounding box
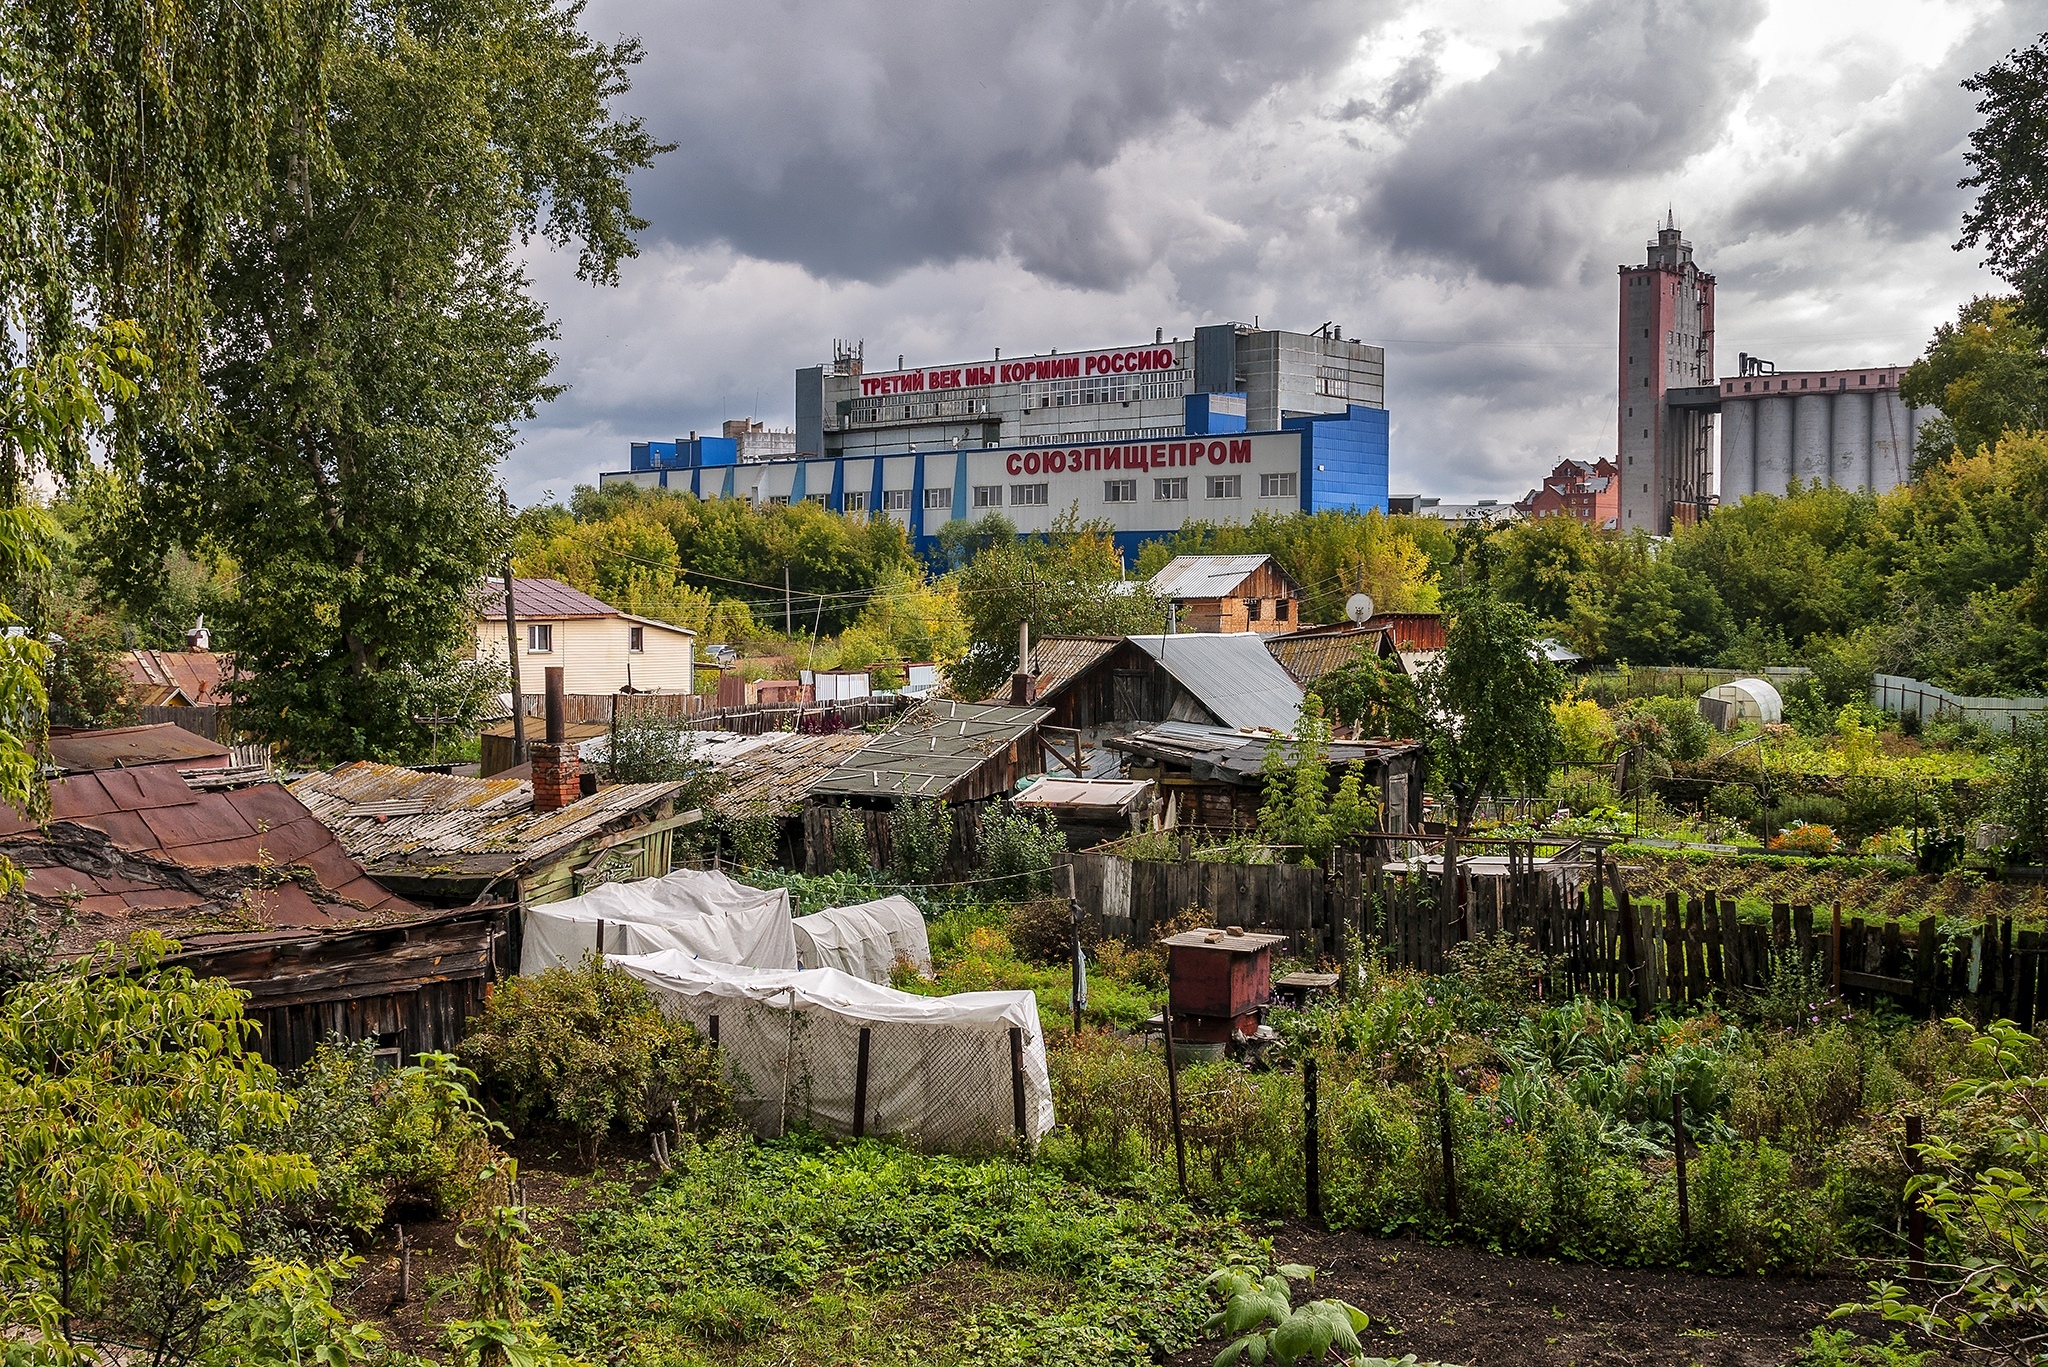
[718,802,780,870]
[827,805,869,872]
[285,1040,499,1230]
[1771,823,1842,854]
[977,804,1067,896]
[888,797,954,881]
[459,957,729,1159]
[1546,767,1615,816]
[1708,782,1761,824]
[1640,695,1712,763]
[1006,897,1077,964]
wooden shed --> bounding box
[1107,722,1426,832]
[1148,554,1302,633]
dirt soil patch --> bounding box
[1173,1225,1948,1367]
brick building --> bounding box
[1517,458,1620,530]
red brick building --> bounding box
[1517,458,1620,530]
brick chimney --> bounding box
[530,666,580,812]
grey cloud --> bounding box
[1356,0,1766,286]
[593,0,1387,289]
[1726,14,2024,243]
[1336,32,1444,126]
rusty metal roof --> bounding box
[47,722,232,774]
[289,760,681,879]
[122,649,233,707]
[810,700,1049,800]
[0,768,424,955]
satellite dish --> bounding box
[1346,594,1375,624]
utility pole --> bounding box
[500,494,526,766]
[785,566,792,636]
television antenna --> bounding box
[1345,594,1375,624]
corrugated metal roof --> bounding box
[810,699,1049,800]
[980,636,1121,704]
[1265,627,1392,685]
[477,576,622,621]
[289,761,680,877]
[692,729,874,814]
[1109,722,1421,782]
[47,723,231,774]
[1127,633,1303,733]
[1147,554,1280,600]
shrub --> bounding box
[459,957,730,1159]
[827,805,869,872]
[1771,823,1842,854]
[1640,695,1712,763]
[1552,698,1613,764]
[1442,931,1547,1015]
[718,801,780,870]
[1709,782,1762,824]
[1006,896,1077,964]
[889,797,954,881]
[977,804,1067,896]
[1545,767,1615,816]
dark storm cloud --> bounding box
[1725,14,2020,243]
[600,0,1382,289]
[1356,0,1766,286]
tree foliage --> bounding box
[947,511,1163,701]
[1413,577,1564,833]
[1957,31,2048,323]
[1900,296,2048,475]
[1257,696,1380,865]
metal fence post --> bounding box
[853,1026,871,1138]
[1009,1026,1027,1142]
[1304,1057,1322,1227]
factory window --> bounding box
[1260,472,1297,497]
[843,490,868,512]
[1012,483,1049,506]
[924,486,952,509]
[973,485,1002,507]
[1859,375,1868,385]
[1154,477,1188,502]
[525,623,553,654]
[1207,474,1241,499]
[768,494,790,507]
[1800,378,1808,389]
[629,626,644,654]
[883,489,911,511]
[804,493,827,506]
[1104,479,1137,503]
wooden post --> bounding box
[501,545,527,768]
[398,1224,411,1303]
[853,1026,871,1138]
[1067,863,1085,1037]
[1673,1090,1690,1243]
[1831,903,1844,997]
[1304,1057,1323,1226]
[1905,1113,1926,1279]
[708,1014,719,1049]
[1437,1071,1459,1223]
[1008,1026,1028,1142]
[1162,989,1189,1201]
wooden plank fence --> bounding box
[1066,834,2048,1024]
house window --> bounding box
[883,489,911,511]
[1011,483,1049,506]
[973,484,1003,508]
[843,490,868,512]
[1154,477,1188,502]
[1246,598,1262,622]
[1276,599,1291,622]
[526,623,554,653]
[924,486,952,509]
[1259,472,1297,497]
[629,625,644,653]
[1104,479,1137,503]
[1207,474,1241,499]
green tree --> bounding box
[1666,484,1884,654]
[1493,515,1599,628]
[1256,695,1380,865]
[1131,507,1439,625]
[91,0,666,761]
[947,510,1163,700]
[0,934,318,1356]
[1413,579,1565,834]
[1993,715,2048,860]
[1956,31,2048,323]
[1304,647,1421,738]
[1567,533,1732,665]
[1900,297,2048,475]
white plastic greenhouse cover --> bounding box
[1701,677,1784,724]
[793,894,933,982]
[610,949,1054,1149]
[519,868,798,974]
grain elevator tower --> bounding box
[1617,214,1716,533]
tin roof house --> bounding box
[1147,554,1302,634]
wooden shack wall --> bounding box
[1038,640,1222,733]
[173,909,502,1074]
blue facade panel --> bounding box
[630,436,736,471]
[1284,405,1389,514]
[1184,392,1247,435]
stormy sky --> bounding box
[506,0,2037,508]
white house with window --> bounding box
[477,577,694,695]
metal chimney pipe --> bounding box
[545,666,565,745]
